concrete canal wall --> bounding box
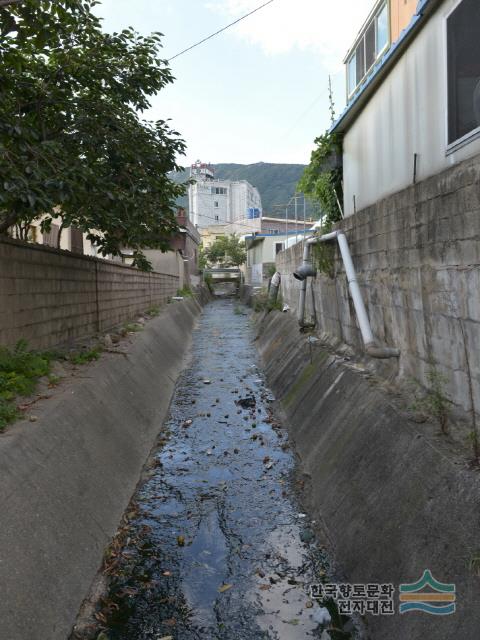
[0,295,206,640]
[256,309,480,640]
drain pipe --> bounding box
[293,231,399,359]
[269,271,281,304]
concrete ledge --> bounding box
[0,296,204,640]
[256,310,480,640]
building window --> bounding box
[447,0,480,145]
[347,1,389,97]
[376,3,388,55]
[215,215,219,222]
[275,243,284,255]
[212,187,227,195]
[214,201,219,208]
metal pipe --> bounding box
[295,230,399,358]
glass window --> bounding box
[447,0,480,144]
[348,54,356,95]
[376,3,388,55]
[365,21,376,71]
[214,201,219,208]
[355,41,365,87]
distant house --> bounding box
[143,208,201,287]
[245,229,311,285]
[333,0,480,215]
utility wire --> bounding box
[168,0,275,62]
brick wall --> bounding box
[277,152,480,417]
[0,238,180,350]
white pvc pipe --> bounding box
[297,230,399,358]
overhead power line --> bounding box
[168,0,275,62]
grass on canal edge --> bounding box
[0,341,105,432]
[0,340,52,431]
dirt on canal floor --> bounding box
[72,296,359,640]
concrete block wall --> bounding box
[0,238,179,350]
[277,152,480,416]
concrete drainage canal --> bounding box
[73,297,358,640]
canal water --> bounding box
[91,297,345,640]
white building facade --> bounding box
[188,161,262,229]
[333,0,480,216]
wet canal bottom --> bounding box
[75,298,353,640]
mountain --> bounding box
[171,162,319,218]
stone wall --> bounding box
[276,152,480,416]
[0,238,179,350]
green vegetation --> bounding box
[203,234,246,267]
[0,0,185,269]
[0,340,52,430]
[123,323,143,334]
[204,273,214,294]
[411,368,450,434]
[312,241,336,278]
[176,286,193,297]
[468,552,480,576]
[146,305,160,317]
[297,131,343,229]
[67,346,102,365]
[252,290,283,313]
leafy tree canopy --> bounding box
[0,0,186,268]
[203,234,246,268]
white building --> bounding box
[188,161,262,229]
[332,0,480,216]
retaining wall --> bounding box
[0,296,204,640]
[276,152,480,417]
[256,310,480,640]
[0,237,180,350]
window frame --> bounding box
[346,0,390,99]
[444,0,480,153]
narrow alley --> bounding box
[92,297,335,640]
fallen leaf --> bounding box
[163,618,176,626]
[218,583,233,593]
[176,535,185,547]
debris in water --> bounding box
[176,536,185,547]
[218,583,233,593]
[236,395,256,409]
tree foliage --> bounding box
[297,131,343,230]
[0,0,186,267]
[203,234,246,267]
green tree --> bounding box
[297,131,343,230]
[0,0,185,268]
[204,234,246,267]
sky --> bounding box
[96,0,374,167]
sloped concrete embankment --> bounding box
[256,310,480,640]
[0,296,205,640]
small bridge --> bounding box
[204,267,242,284]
